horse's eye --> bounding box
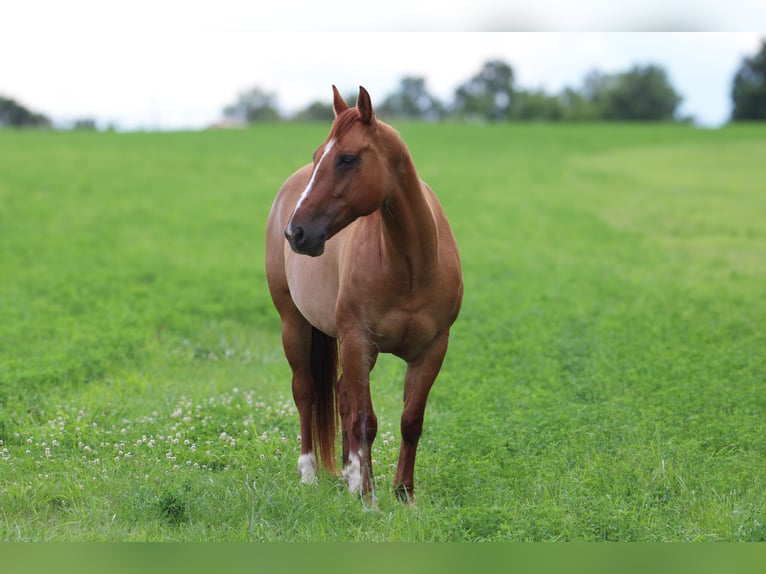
[337,154,358,168]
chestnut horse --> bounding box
[265,86,463,502]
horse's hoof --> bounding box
[393,484,415,505]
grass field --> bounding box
[1,122,765,541]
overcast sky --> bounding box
[1,3,763,129]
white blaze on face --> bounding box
[294,138,335,212]
[342,451,362,494]
[298,452,317,484]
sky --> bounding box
[1,2,764,129]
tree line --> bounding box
[223,61,686,124]
[223,39,766,125]
[2,39,765,129]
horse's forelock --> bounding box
[329,108,361,140]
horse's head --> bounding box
[285,85,399,256]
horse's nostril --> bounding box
[285,225,305,245]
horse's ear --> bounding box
[357,86,375,125]
[332,85,350,117]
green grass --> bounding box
[1,123,765,541]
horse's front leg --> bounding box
[337,333,379,498]
[393,331,450,504]
[279,313,318,483]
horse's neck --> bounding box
[379,151,439,283]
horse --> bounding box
[265,85,463,503]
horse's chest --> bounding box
[372,306,439,358]
[337,275,455,359]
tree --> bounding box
[378,76,445,121]
[509,90,563,121]
[579,70,615,118]
[558,86,602,121]
[453,59,515,121]
[558,66,681,122]
[293,101,334,122]
[223,86,281,123]
[604,65,682,121]
[0,95,51,128]
[731,39,766,121]
[72,118,98,131]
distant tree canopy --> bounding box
[0,95,51,128]
[560,66,682,121]
[72,118,98,131]
[223,87,280,123]
[509,90,563,121]
[731,39,766,121]
[453,59,515,121]
[378,76,445,121]
[293,101,334,122]
[604,65,682,121]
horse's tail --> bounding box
[310,326,338,474]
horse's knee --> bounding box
[400,413,423,443]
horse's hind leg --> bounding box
[280,311,317,483]
[393,331,450,503]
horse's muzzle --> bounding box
[284,224,326,257]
